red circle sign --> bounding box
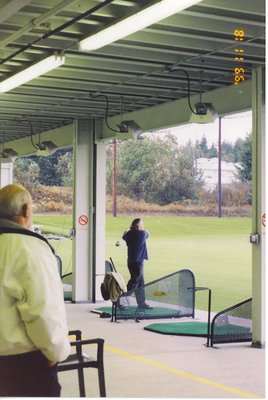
[262,213,266,228]
[78,215,88,226]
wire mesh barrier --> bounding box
[98,263,253,347]
[210,298,252,346]
[113,269,196,321]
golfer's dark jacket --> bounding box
[122,229,149,263]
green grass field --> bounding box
[107,216,252,312]
[33,215,72,237]
[33,215,252,312]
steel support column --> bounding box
[72,119,94,302]
[94,127,107,301]
[0,163,13,188]
[217,117,222,218]
[72,119,106,302]
[251,67,265,347]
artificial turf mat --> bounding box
[145,322,209,336]
[144,321,251,337]
[91,307,111,314]
[91,306,182,319]
[64,291,72,301]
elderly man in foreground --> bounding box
[0,184,70,397]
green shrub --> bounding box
[30,186,72,213]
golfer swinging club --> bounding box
[122,218,152,309]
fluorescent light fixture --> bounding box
[0,54,65,93]
[0,148,18,163]
[79,0,202,51]
[36,141,58,157]
[189,103,218,124]
[117,120,143,138]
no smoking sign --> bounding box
[261,213,266,228]
[78,214,88,228]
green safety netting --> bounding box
[94,269,196,321]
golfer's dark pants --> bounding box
[0,350,61,397]
[127,261,146,306]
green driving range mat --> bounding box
[91,306,182,319]
[64,291,72,301]
[91,307,112,315]
[145,322,209,336]
[144,321,251,337]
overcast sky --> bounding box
[151,110,252,146]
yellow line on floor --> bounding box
[105,345,259,399]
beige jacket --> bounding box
[103,272,127,302]
[0,221,70,362]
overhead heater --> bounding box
[167,67,218,124]
[189,102,218,124]
[91,93,143,139]
[117,120,143,139]
[188,71,218,124]
[0,148,18,163]
[28,121,58,157]
[36,140,58,157]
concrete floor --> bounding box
[59,302,265,398]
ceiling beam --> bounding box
[96,79,252,140]
[4,123,74,156]
[1,79,252,150]
[0,0,77,49]
[198,0,265,15]
[183,9,264,27]
[0,0,32,24]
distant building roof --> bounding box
[196,157,240,190]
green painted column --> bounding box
[251,67,265,347]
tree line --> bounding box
[13,133,252,206]
[106,134,252,205]
[13,148,73,189]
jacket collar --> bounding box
[0,218,55,254]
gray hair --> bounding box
[0,184,32,219]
